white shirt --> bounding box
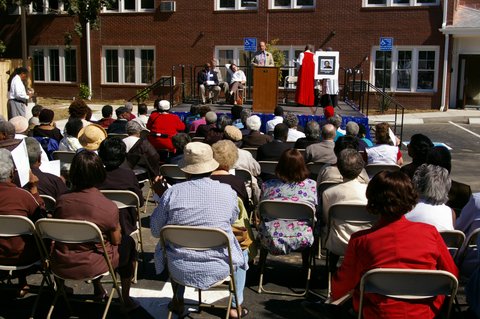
[225,64,246,84]
[123,135,140,153]
[324,78,339,95]
[405,201,454,231]
[266,116,283,133]
[133,115,148,129]
[366,144,398,165]
[8,74,29,101]
[287,128,306,142]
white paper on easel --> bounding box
[40,160,61,177]
[10,139,30,187]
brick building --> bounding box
[1,0,477,109]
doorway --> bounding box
[457,55,480,108]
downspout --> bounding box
[440,0,449,111]
[86,22,92,100]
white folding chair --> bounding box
[40,194,56,214]
[191,136,205,142]
[52,151,75,180]
[258,161,278,176]
[159,225,240,319]
[365,164,400,178]
[358,268,458,319]
[439,230,465,260]
[160,164,187,184]
[257,200,316,297]
[100,190,144,283]
[35,218,124,319]
[0,215,51,319]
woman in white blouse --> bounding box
[225,63,246,105]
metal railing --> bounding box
[128,68,176,105]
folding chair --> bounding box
[439,230,465,260]
[160,164,187,184]
[100,190,144,283]
[307,162,327,180]
[242,147,257,159]
[35,218,124,319]
[257,200,316,296]
[191,136,205,142]
[358,268,458,319]
[325,204,377,294]
[52,151,75,181]
[0,215,51,319]
[258,161,278,176]
[40,194,56,214]
[234,168,255,217]
[107,133,128,139]
[457,227,480,269]
[159,225,241,319]
[365,164,400,178]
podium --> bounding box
[252,66,279,113]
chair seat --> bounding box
[0,260,41,272]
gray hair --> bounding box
[346,121,359,136]
[126,121,143,135]
[321,123,336,140]
[0,149,14,182]
[25,137,42,166]
[327,114,342,129]
[413,164,451,205]
[305,121,320,139]
[240,109,252,126]
[337,149,364,180]
[246,115,261,131]
[124,102,134,111]
[0,121,15,139]
[283,112,299,128]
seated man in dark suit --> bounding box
[295,120,321,149]
[257,123,292,161]
[107,106,129,134]
[197,63,221,104]
[242,115,272,148]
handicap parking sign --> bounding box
[244,38,257,52]
[379,37,393,52]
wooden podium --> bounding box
[252,66,279,113]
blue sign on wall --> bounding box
[244,38,257,52]
[379,37,393,52]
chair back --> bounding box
[100,190,140,210]
[457,227,480,266]
[52,151,75,162]
[160,164,187,181]
[35,218,103,244]
[259,161,278,176]
[107,133,128,139]
[258,200,315,221]
[439,230,465,260]
[0,215,36,237]
[191,136,205,142]
[365,164,400,178]
[160,225,230,251]
[234,168,253,184]
[40,195,57,214]
[242,147,257,159]
[358,268,458,319]
[317,182,339,195]
[307,162,327,180]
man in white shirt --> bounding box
[8,67,31,119]
[266,106,284,134]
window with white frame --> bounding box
[363,0,438,7]
[215,0,258,10]
[371,46,439,92]
[27,0,69,14]
[102,47,155,85]
[269,0,315,9]
[103,0,154,12]
[30,47,77,83]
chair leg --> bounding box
[257,248,268,294]
[29,273,49,319]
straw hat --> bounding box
[223,125,242,142]
[179,142,219,175]
[9,116,29,134]
[77,124,107,151]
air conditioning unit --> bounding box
[159,1,176,12]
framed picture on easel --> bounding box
[314,51,340,80]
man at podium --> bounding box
[251,41,275,67]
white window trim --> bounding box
[30,46,77,83]
[362,0,439,7]
[370,46,440,93]
[214,0,258,11]
[28,0,69,14]
[102,46,156,85]
[102,0,155,13]
[268,0,315,9]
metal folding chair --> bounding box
[439,230,465,260]
[35,218,124,319]
[258,161,278,176]
[160,164,187,184]
[40,194,56,214]
[306,162,327,180]
[242,147,257,159]
[365,163,400,178]
[160,225,240,319]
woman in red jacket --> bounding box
[146,99,185,153]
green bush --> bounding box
[79,83,91,99]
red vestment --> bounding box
[295,51,315,107]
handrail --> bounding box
[128,71,175,104]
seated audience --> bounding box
[78,124,107,152]
[195,111,217,138]
[53,151,138,311]
[305,123,337,164]
[32,108,63,142]
[401,133,434,179]
[405,164,454,231]
[123,121,160,178]
[357,123,373,147]
[205,114,232,145]
[166,133,191,165]
[97,105,115,129]
[124,102,136,121]
[284,112,305,142]
[258,148,317,256]
[266,106,284,134]
[239,109,252,136]
[345,121,367,153]
[25,137,67,199]
[0,121,21,151]
[150,142,248,318]
[426,145,472,216]
[231,105,244,129]
[68,99,92,128]
[59,118,83,152]
[188,105,210,133]
[10,115,29,137]
[0,149,46,297]
[256,123,292,161]
[366,122,402,165]
[107,107,129,134]
[28,104,43,130]
[242,115,272,148]
[225,63,246,105]
[147,99,185,152]
[327,171,458,319]
[134,103,149,128]
[456,193,480,277]
[295,120,321,149]
[328,114,345,140]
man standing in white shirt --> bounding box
[8,67,31,119]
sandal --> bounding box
[17,285,30,298]
[230,307,249,319]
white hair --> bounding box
[0,149,14,182]
[246,115,261,131]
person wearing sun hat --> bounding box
[78,124,107,152]
[150,142,249,319]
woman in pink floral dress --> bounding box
[258,149,317,255]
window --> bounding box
[364,0,438,6]
[216,0,258,10]
[269,0,315,9]
[103,0,154,12]
[28,0,69,14]
[102,47,155,85]
[371,47,439,92]
[30,47,77,83]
